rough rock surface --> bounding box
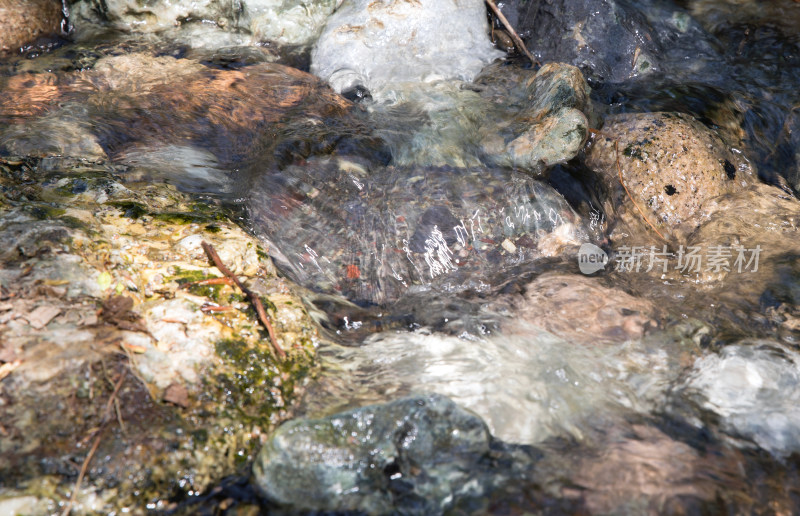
[0,156,318,513]
[311,0,503,97]
[0,0,62,54]
[586,112,754,238]
[253,394,535,514]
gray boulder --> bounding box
[252,394,511,513]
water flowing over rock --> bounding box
[685,340,800,457]
[497,0,717,85]
[0,55,384,167]
[70,0,341,47]
[252,394,537,514]
[511,273,658,345]
[370,62,591,174]
[310,0,503,99]
[247,158,587,307]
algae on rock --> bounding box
[0,156,318,513]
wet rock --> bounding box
[248,157,587,307]
[684,340,800,457]
[585,112,754,238]
[0,0,63,54]
[253,394,527,514]
[686,0,800,38]
[0,55,383,167]
[572,424,746,514]
[512,272,658,345]
[497,0,717,85]
[307,314,703,446]
[311,0,503,98]
[371,62,591,173]
[70,0,339,48]
[477,62,590,172]
[0,156,318,512]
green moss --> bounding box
[623,144,648,162]
[58,215,90,230]
[26,204,65,220]
[168,267,226,303]
[204,224,221,234]
[110,201,148,219]
[210,338,314,425]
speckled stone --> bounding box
[586,112,754,236]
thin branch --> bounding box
[201,242,285,359]
[485,0,539,66]
[614,140,666,241]
[61,370,127,516]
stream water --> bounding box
[3,0,800,513]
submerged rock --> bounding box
[70,0,340,48]
[687,0,800,37]
[253,394,534,514]
[685,340,800,457]
[371,61,591,173]
[511,272,658,346]
[0,0,63,54]
[586,112,753,239]
[311,0,503,98]
[248,157,587,307]
[497,0,717,85]
[478,62,591,172]
[0,55,384,167]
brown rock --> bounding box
[511,273,658,345]
[0,56,373,164]
[0,0,62,54]
[586,112,754,238]
[163,383,189,408]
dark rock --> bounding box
[252,394,535,514]
[498,0,717,86]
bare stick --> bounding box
[62,370,127,516]
[485,0,539,66]
[586,128,667,242]
[201,242,285,358]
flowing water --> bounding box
[3,0,800,513]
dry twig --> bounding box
[614,140,667,241]
[61,370,127,516]
[485,0,539,66]
[201,242,285,358]
[587,128,667,242]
